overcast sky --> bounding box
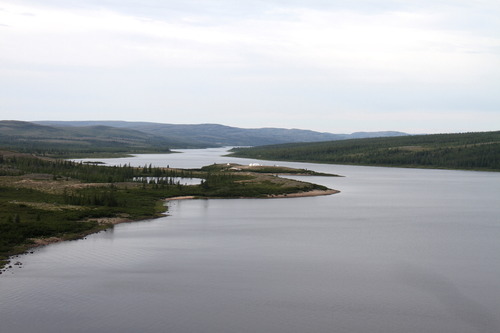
[1,0,499,134]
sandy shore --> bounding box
[267,189,340,198]
[165,196,197,201]
[164,189,339,201]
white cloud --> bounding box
[2,2,499,75]
[0,0,499,132]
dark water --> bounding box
[2,149,500,333]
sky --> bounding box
[1,0,499,134]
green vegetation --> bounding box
[0,153,334,269]
[229,131,500,171]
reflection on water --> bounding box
[2,148,500,333]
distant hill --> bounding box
[2,120,410,157]
[229,131,500,171]
[34,121,408,147]
[0,120,173,156]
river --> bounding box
[1,148,499,333]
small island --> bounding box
[0,153,339,270]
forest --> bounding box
[229,131,500,171]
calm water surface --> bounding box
[2,148,500,333]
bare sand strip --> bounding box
[164,189,339,201]
[165,196,197,201]
[267,189,340,198]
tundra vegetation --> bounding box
[0,152,336,269]
[229,131,500,171]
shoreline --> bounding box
[0,217,154,272]
[267,189,340,198]
[165,196,197,201]
[164,188,340,201]
[1,188,339,272]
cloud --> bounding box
[3,2,499,74]
[0,0,499,132]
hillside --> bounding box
[229,131,500,171]
[34,121,408,147]
[0,121,173,157]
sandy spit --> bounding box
[164,189,340,201]
[164,196,196,201]
[267,189,340,198]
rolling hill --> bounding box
[34,120,408,147]
[1,120,409,157]
[0,120,174,156]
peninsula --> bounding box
[0,153,339,270]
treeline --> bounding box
[230,131,500,171]
[0,155,195,183]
